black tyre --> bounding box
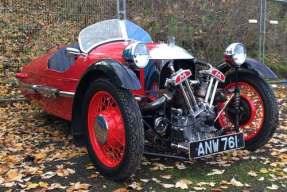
[218,70,278,151]
[82,79,144,181]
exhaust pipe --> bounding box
[143,96,167,112]
[142,91,174,112]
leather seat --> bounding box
[48,44,80,72]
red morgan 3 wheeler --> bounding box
[16,19,279,180]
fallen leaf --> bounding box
[247,171,257,177]
[175,162,187,170]
[89,173,98,179]
[6,169,22,182]
[160,174,172,179]
[67,182,91,192]
[175,179,192,189]
[56,165,75,177]
[34,152,47,162]
[39,181,49,188]
[41,171,57,179]
[211,188,222,192]
[259,168,268,174]
[161,183,175,188]
[207,169,225,176]
[230,178,244,187]
[140,179,149,183]
[48,183,66,190]
[193,186,206,191]
[26,182,39,190]
[258,177,265,181]
[150,163,173,171]
[128,181,142,191]
[152,177,161,183]
[267,184,279,190]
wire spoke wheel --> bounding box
[88,91,126,168]
[83,79,144,180]
[216,71,278,151]
[218,82,265,141]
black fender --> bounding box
[218,57,278,80]
[71,59,141,136]
[89,59,141,90]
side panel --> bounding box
[19,41,145,121]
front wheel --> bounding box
[83,79,144,181]
[218,71,279,151]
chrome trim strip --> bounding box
[205,77,214,103]
[58,91,75,98]
[209,80,219,107]
[18,82,75,98]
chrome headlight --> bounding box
[123,42,150,68]
[224,43,247,66]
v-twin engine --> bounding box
[170,107,219,143]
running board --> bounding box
[18,82,75,98]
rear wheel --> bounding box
[83,79,144,181]
[218,71,278,151]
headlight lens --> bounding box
[224,43,247,66]
[124,42,150,68]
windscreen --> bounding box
[79,19,152,53]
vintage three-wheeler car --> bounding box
[16,19,278,180]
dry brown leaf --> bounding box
[89,173,98,179]
[175,179,192,189]
[258,177,265,181]
[160,174,172,179]
[34,152,47,162]
[193,186,206,191]
[151,177,161,184]
[56,165,75,177]
[211,188,223,192]
[128,181,142,191]
[247,171,257,177]
[140,178,149,183]
[150,163,172,171]
[39,181,49,188]
[230,178,244,187]
[267,184,279,190]
[48,183,66,190]
[161,183,175,189]
[26,182,39,190]
[207,169,225,176]
[41,171,57,179]
[6,169,22,182]
[67,182,91,192]
[175,162,187,170]
[259,168,269,174]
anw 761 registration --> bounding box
[189,133,245,159]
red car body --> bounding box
[17,41,157,120]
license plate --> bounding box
[189,133,245,159]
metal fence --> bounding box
[0,0,286,77]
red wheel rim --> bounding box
[218,82,265,141]
[87,91,126,168]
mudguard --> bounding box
[71,59,141,135]
[218,57,278,80]
[89,59,141,90]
